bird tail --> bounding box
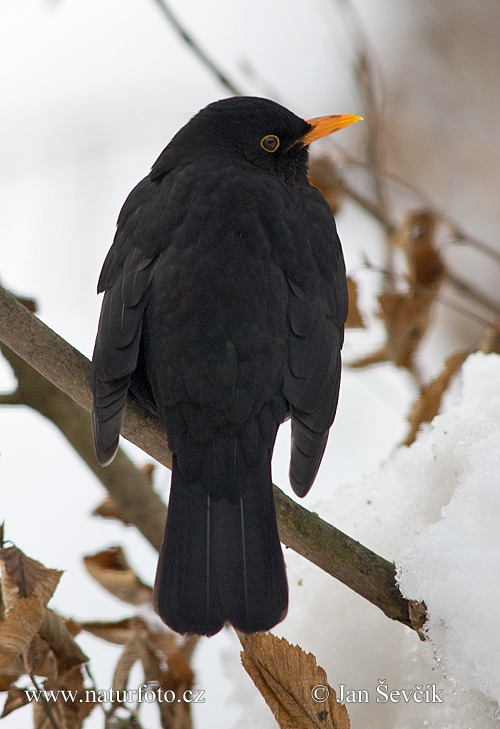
[154,432,288,636]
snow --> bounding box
[398,353,500,709]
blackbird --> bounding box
[90,96,360,636]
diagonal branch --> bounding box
[0,284,416,630]
[150,0,242,96]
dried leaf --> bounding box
[145,628,194,690]
[409,600,428,638]
[83,547,153,606]
[16,296,37,313]
[0,685,30,718]
[92,495,132,525]
[141,629,194,729]
[309,155,343,215]
[81,617,139,645]
[113,634,145,693]
[24,633,57,679]
[383,290,438,369]
[345,277,365,329]
[39,609,88,674]
[141,462,155,484]
[350,288,437,371]
[96,618,195,727]
[64,618,82,639]
[0,597,45,672]
[392,210,444,287]
[352,210,444,372]
[0,675,15,691]
[36,666,96,729]
[31,694,67,729]
[478,325,500,354]
[0,546,62,610]
[403,350,469,446]
[0,655,24,676]
[240,633,350,729]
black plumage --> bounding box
[90,96,359,636]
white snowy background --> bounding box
[1,0,500,727]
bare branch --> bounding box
[151,0,242,96]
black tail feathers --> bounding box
[154,436,288,636]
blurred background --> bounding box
[1,0,500,727]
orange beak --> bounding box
[300,114,363,145]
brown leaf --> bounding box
[83,547,153,606]
[92,495,133,525]
[81,617,139,645]
[392,210,444,287]
[145,628,194,691]
[409,600,428,638]
[37,666,97,729]
[39,609,89,674]
[0,546,62,610]
[350,289,437,371]
[64,618,82,639]
[382,290,438,369]
[403,350,469,446]
[478,325,500,354]
[16,296,37,313]
[0,597,45,672]
[352,210,444,372]
[0,675,15,691]
[24,633,57,679]
[141,628,194,729]
[113,634,145,693]
[364,287,437,369]
[0,685,30,718]
[0,655,24,677]
[96,618,195,726]
[309,155,343,216]
[240,633,350,729]
[345,278,365,329]
[141,462,155,484]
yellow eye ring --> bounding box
[260,134,280,153]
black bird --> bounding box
[90,97,360,636]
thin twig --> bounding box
[445,272,500,319]
[338,173,395,232]
[151,0,242,96]
[29,673,61,729]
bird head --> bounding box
[152,97,361,184]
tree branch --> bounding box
[150,0,242,96]
[0,284,415,630]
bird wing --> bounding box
[90,176,172,465]
[283,184,348,496]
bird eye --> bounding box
[260,135,280,153]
